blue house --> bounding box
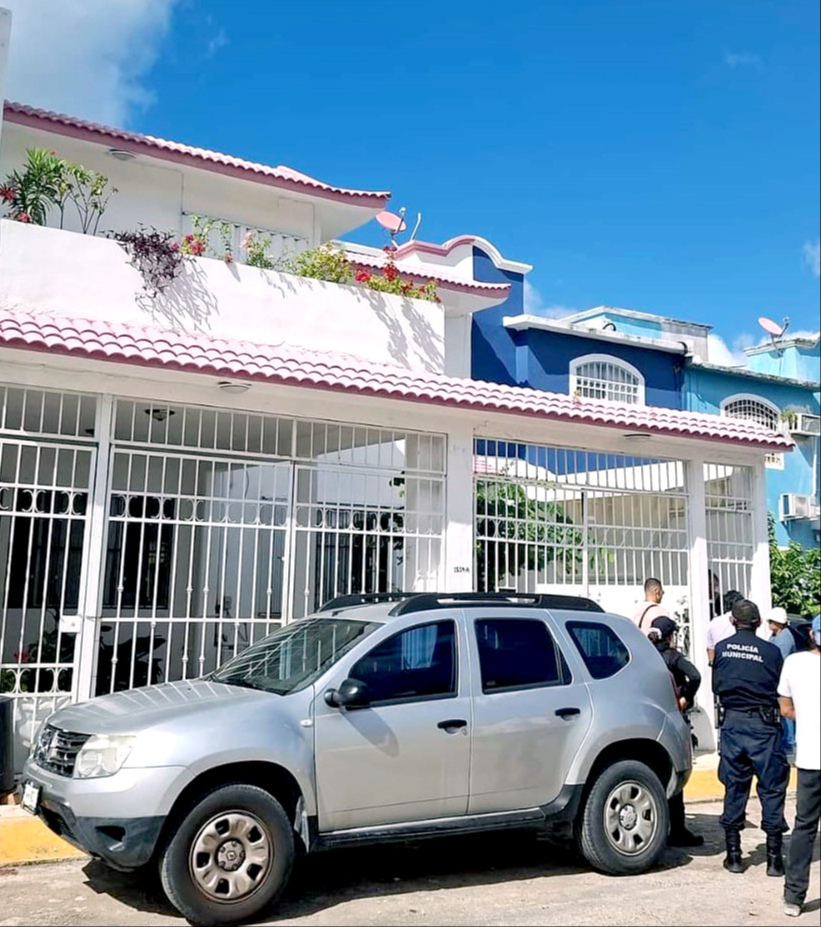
[471,282,821,552]
[686,336,820,549]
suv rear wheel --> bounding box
[576,759,668,875]
[159,783,294,926]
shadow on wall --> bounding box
[136,257,219,334]
[131,258,445,373]
[401,299,444,373]
[361,289,444,373]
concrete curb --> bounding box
[0,764,799,868]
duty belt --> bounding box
[721,705,781,725]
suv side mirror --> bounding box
[324,678,370,709]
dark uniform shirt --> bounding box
[712,628,783,711]
[663,648,701,709]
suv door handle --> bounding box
[437,719,467,731]
[555,707,581,718]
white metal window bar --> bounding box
[704,462,755,611]
[721,396,783,469]
[0,386,97,440]
[570,355,645,405]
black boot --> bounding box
[766,834,785,877]
[724,830,744,873]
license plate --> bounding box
[21,782,40,814]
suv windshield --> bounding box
[212,617,379,695]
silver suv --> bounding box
[22,593,692,926]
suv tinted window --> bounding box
[349,621,456,704]
[475,618,565,692]
[567,621,630,679]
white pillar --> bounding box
[685,455,716,746]
[445,423,474,592]
[750,458,773,637]
[73,395,114,704]
[443,315,472,378]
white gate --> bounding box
[96,449,292,695]
[474,439,691,646]
[704,462,754,615]
[0,387,98,769]
[92,400,446,693]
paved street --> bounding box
[0,797,817,927]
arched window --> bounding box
[721,395,783,468]
[569,355,645,405]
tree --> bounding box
[768,512,821,616]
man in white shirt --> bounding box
[778,614,821,917]
[632,578,668,636]
[706,590,744,666]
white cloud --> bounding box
[707,333,749,367]
[3,0,178,126]
[206,27,229,58]
[803,240,820,277]
[723,51,762,69]
[523,280,575,319]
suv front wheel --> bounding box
[576,759,669,875]
[159,783,294,926]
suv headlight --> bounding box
[74,734,136,779]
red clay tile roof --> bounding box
[345,250,511,296]
[0,310,792,451]
[4,102,390,207]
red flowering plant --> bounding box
[358,246,441,302]
[180,214,214,257]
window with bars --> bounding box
[721,396,783,468]
[569,355,645,405]
[0,386,96,439]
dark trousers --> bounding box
[785,768,821,905]
[718,711,789,835]
[669,790,688,834]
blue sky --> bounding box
[4,0,820,356]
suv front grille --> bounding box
[34,725,90,777]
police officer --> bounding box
[713,599,790,875]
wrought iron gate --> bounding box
[94,400,446,693]
[474,439,691,645]
[0,387,98,769]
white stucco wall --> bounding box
[0,219,447,372]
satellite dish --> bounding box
[375,210,407,235]
[758,316,784,338]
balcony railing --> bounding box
[180,213,310,266]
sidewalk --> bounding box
[0,756,799,868]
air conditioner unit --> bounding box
[789,414,821,436]
[780,493,816,520]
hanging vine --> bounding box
[110,226,184,297]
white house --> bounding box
[0,92,792,771]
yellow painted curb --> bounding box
[685,764,798,803]
[0,812,86,867]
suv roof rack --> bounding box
[388,592,604,616]
[318,592,408,613]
